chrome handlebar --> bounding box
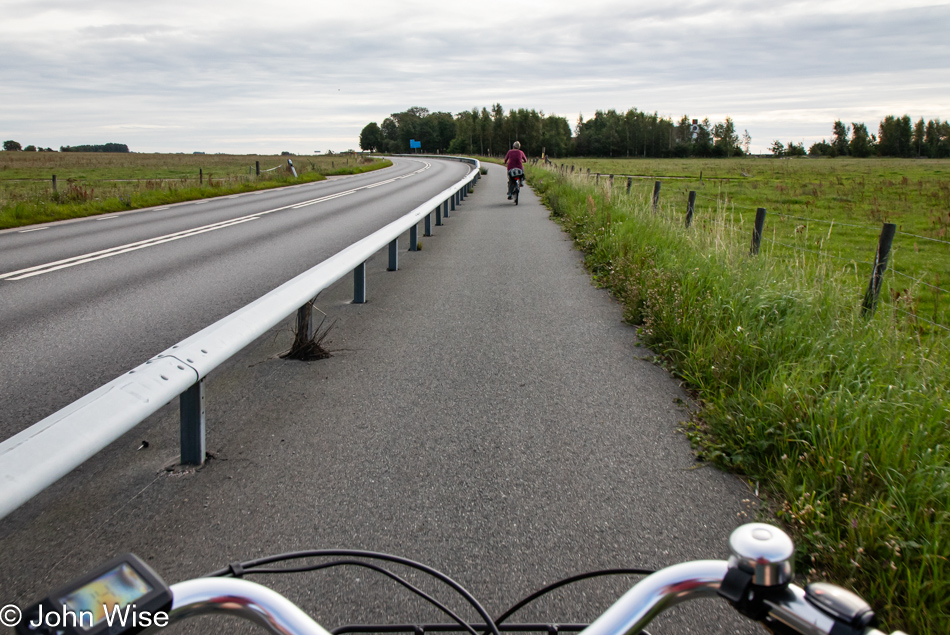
[162,578,332,635]
[154,524,909,635]
[580,560,728,635]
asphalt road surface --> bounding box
[0,161,761,635]
[0,157,469,439]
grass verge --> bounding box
[527,164,949,635]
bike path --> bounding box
[0,162,760,634]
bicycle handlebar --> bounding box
[21,524,909,635]
[156,557,905,635]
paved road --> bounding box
[0,157,469,439]
[0,162,760,634]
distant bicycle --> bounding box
[507,168,524,205]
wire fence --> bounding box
[550,165,950,335]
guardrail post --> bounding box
[52,175,57,192]
[256,161,260,176]
[388,238,398,271]
[443,199,450,219]
[685,191,696,228]
[750,208,766,255]
[451,192,457,211]
[652,181,661,211]
[410,223,418,251]
[180,380,206,465]
[861,223,897,317]
[425,212,432,236]
[354,262,367,303]
[436,205,443,226]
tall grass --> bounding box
[528,165,949,635]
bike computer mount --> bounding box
[16,553,172,635]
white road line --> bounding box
[19,227,49,233]
[2,161,435,281]
[0,216,265,280]
[96,216,119,221]
[7,218,261,280]
[154,207,169,211]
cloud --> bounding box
[0,0,948,153]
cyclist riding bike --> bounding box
[504,141,527,200]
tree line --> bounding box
[359,106,750,158]
[774,116,950,158]
[2,141,130,153]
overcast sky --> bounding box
[2,0,948,154]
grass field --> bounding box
[540,157,950,335]
[521,157,949,634]
[0,152,391,230]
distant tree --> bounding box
[786,141,806,157]
[712,117,739,156]
[924,119,940,158]
[850,123,873,157]
[832,121,850,156]
[809,140,833,157]
[23,145,36,151]
[876,115,912,156]
[359,122,382,152]
[913,117,926,157]
[3,140,22,151]
[60,143,129,152]
[740,130,752,155]
[769,140,786,157]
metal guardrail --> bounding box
[0,157,480,521]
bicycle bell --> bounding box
[728,523,795,587]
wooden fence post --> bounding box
[199,168,203,185]
[52,175,57,193]
[626,177,632,195]
[609,174,614,187]
[861,223,897,317]
[750,208,767,255]
[256,161,260,176]
[652,181,661,211]
[685,191,696,228]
